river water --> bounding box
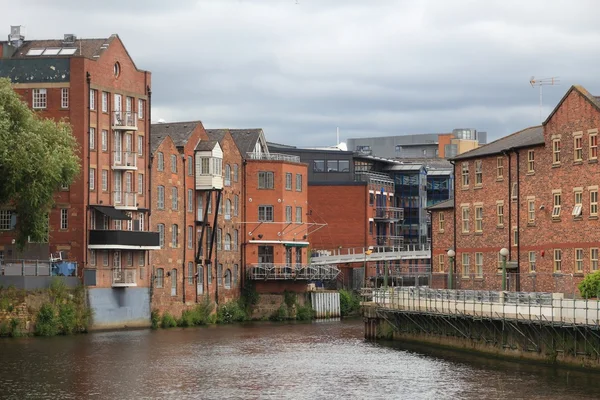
[0,320,599,399]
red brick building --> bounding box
[0,28,158,289]
[430,85,600,294]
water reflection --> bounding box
[0,320,598,399]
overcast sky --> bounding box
[5,0,600,146]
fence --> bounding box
[0,260,78,277]
[363,286,600,326]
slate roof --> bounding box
[451,126,544,161]
[207,129,263,156]
[427,199,454,210]
[195,140,218,151]
[150,121,202,154]
[5,36,117,60]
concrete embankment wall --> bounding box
[87,288,151,330]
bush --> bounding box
[58,303,77,335]
[161,312,177,328]
[217,300,247,324]
[296,304,315,321]
[35,303,59,336]
[151,309,160,329]
[240,283,259,313]
[284,290,297,308]
[579,271,600,298]
[339,289,360,317]
[49,278,68,304]
[269,304,289,322]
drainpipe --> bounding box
[147,85,152,276]
[427,210,433,285]
[181,153,187,304]
[241,159,247,290]
[449,160,456,287]
[85,72,91,271]
[504,150,512,265]
[514,148,521,292]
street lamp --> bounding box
[447,249,455,289]
[500,247,509,291]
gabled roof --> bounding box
[5,36,117,60]
[195,140,219,151]
[427,199,454,210]
[151,121,203,154]
[544,85,600,126]
[451,126,543,161]
[207,128,264,156]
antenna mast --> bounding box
[530,76,560,122]
[336,127,340,146]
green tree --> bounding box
[0,78,80,247]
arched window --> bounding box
[225,199,232,220]
[170,268,177,296]
[234,229,239,250]
[197,265,204,294]
[155,268,164,288]
[225,234,231,251]
[157,152,164,171]
[225,164,231,186]
[233,164,239,182]
[157,224,165,248]
[172,224,178,247]
[224,269,232,289]
[187,262,194,284]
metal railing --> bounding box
[1,259,78,277]
[310,244,430,265]
[375,236,404,246]
[374,206,404,220]
[362,286,600,327]
[112,111,137,129]
[112,151,138,169]
[112,268,136,286]
[354,170,395,189]
[246,152,300,163]
[246,263,340,281]
[113,191,138,208]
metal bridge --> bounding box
[246,263,341,281]
[310,244,430,265]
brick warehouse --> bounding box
[430,85,600,295]
[0,28,159,329]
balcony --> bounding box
[112,268,136,287]
[246,263,340,281]
[246,152,300,163]
[112,151,138,170]
[112,111,138,131]
[89,230,160,250]
[113,191,137,210]
[376,236,404,247]
[374,206,404,221]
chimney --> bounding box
[63,34,76,45]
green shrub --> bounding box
[0,322,9,336]
[9,318,24,337]
[58,303,77,335]
[579,271,600,298]
[295,304,315,321]
[161,312,177,328]
[151,309,160,329]
[217,300,247,324]
[269,304,289,322]
[240,283,260,313]
[284,290,297,308]
[35,303,59,336]
[339,289,360,317]
[49,278,68,304]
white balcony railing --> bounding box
[246,152,300,163]
[112,268,136,287]
[113,191,138,209]
[112,151,138,169]
[112,111,138,130]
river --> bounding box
[0,320,599,399]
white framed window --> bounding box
[157,224,165,249]
[89,89,96,110]
[527,150,535,173]
[89,168,95,191]
[462,253,470,278]
[591,248,599,271]
[496,157,503,179]
[511,182,518,201]
[0,210,14,230]
[60,208,68,229]
[225,199,231,220]
[188,226,193,249]
[188,156,193,176]
[573,190,583,218]
[296,207,302,223]
[138,135,143,157]
[101,130,108,152]
[475,252,483,277]
[225,165,231,186]
[474,206,483,232]
[512,226,518,246]
[102,92,108,113]
[590,131,598,160]
[138,99,144,120]
[171,187,178,210]
[574,134,583,162]
[32,89,47,109]
[224,234,231,251]
[139,251,145,267]
[529,251,536,272]
[103,251,109,267]
[552,191,561,218]
[89,127,95,150]
[438,212,445,232]
[554,249,562,272]
[591,188,598,217]
[61,88,69,108]
[296,174,303,191]
[497,201,504,227]
[461,162,469,187]
[156,268,164,288]
[285,173,292,190]
[157,186,165,209]
[138,212,144,231]
[138,173,144,195]
[258,205,274,222]
[438,254,444,272]
[461,206,470,233]
[172,224,178,248]
[285,206,292,222]
[187,189,193,213]
[552,138,561,164]
[171,154,177,173]
[475,160,482,186]
[157,152,164,171]
[90,250,96,266]
[575,248,584,272]
[258,171,274,189]
[527,198,535,223]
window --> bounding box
[475,252,483,278]
[200,158,210,174]
[574,135,583,162]
[592,248,599,271]
[103,251,109,267]
[172,187,178,210]
[474,206,483,233]
[171,154,177,173]
[285,173,292,190]
[138,99,144,120]
[512,227,518,246]
[552,138,561,164]
[218,264,223,286]
[438,213,445,232]
[102,92,108,113]
[89,127,95,150]
[438,254,445,272]
[591,189,598,217]
[217,228,222,251]
[188,262,194,284]
[497,202,504,227]
[188,226,193,249]
[461,162,469,187]
[58,208,68,229]
[496,157,504,179]
[369,221,373,235]
[527,150,535,173]
[89,89,96,110]
[295,247,302,265]
[225,234,231,251]
[575,248,584,272]
[234,195,239,216]
[258,205,274,222]
[233,164,239,182]
[157,186,165,209]
[313,160,325,172]
[157,152,164,171]
[554,249,562,272]
[138,213,144,231]
[208,262,212,285]
[225,199,231,220]
[225,164,231,186]
[172,224,178,248]
[188,156,193,176]
[573,190,583,218]
[475,160,482,186]
[187,189,193,213]
[156,268,164,288]
[296,174,303,191]
[461,206,470,233]
[61,88,69,108]
[89,168,95,191]
[296,207,302,223]
[126,251,133,267]
[234,264,239,285]
[137,135,143,157]
[207,195,212,214]
[527,198,535,224]
[102,170,108,191]
[462,253,470,278]
[258,171,274,189]
[552,191,561,218]
[511,182,518,201]
[138,173,144,195]
[102,130,108,152]
[234,230,239,250]
[529,252,536,272]
[157,224,165,248]
[32,89,47,109]
[590,131,598,160]
[0,210,14,230]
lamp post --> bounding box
[447,249,455,289]
[500,247,509,291]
